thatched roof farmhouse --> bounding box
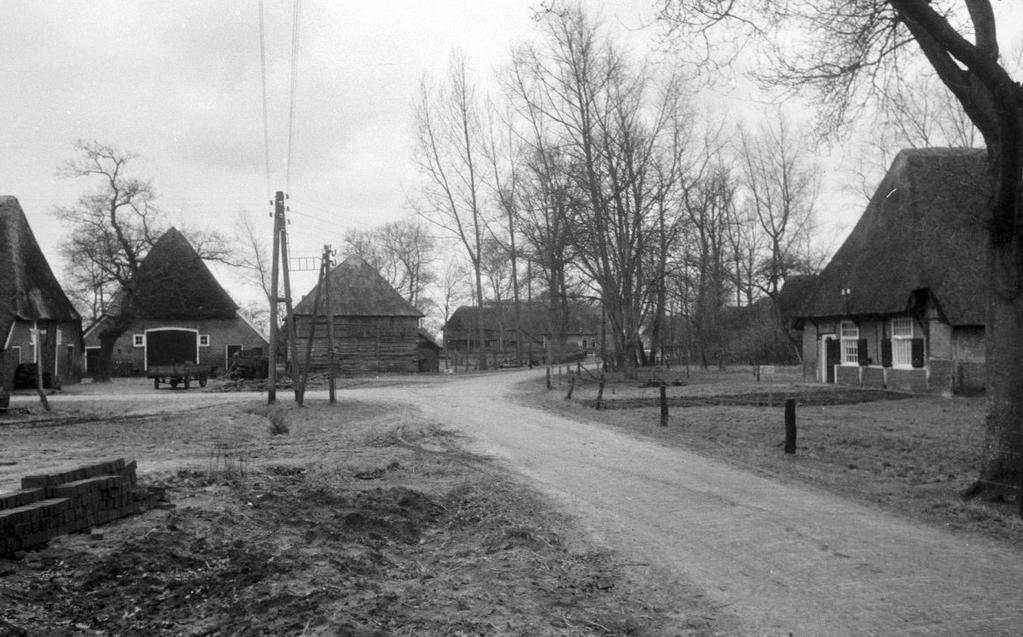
[0,196,83,391]
[84,227,267,376]
[792,148,989,393]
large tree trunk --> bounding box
[974,226,1023,494]
[93,332,120,383]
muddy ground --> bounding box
[0,394,717,636]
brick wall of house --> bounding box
[957,362,985,394]
[861,366,885,388]
[85,318,267,377]
[2,319,82,390]
[835,365,859,386]
[885,368,929,393]
[928,320,953,359]
[801,329,818,381]
[952,326,985,361]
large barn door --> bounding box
[146,328,198,369]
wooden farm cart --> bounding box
[149,363,211,389]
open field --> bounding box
[525,365,1023,547]
[0,389,719,636]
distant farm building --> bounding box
[84,228,267,377]
[0,196,84,391]
[442,300,600,365]
[792,148,988,394]
[289,255,425,375]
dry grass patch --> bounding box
[521,368,1023,547]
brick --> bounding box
[0,488,45,510]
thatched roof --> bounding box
[796,148,989,326]
[292,254,422,317]
[776,274,818,322]
[132,227,238,320]
[443,300,600,336]
[0,196,81,339]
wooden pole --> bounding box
[297,251,328,405]
[278,194,300,403]
[784,399,797,454]
[565,374,576,400]
[659,384,668,427]
[267,192,283,404]
[324,245,337,404]
[595,373,605,410]
[33,322,50,411]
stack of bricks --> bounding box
[0,458,161,557]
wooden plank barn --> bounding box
[290,255,424,375]
[0,196,84,392]
[791,148,989,394]
[84,228,267,377]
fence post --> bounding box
[784,399,797,454]
[659,385,668,427]
[546,366,552,390]
[565,375,576,400]
[595,373,606,409]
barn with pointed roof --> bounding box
[84,227,267,377]
[792,148,989,394]
[289,255,425,375]
[0,196,83,391]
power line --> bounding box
[258,0,272,201]
[286,0,302,192]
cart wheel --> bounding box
[199,375,208,388]
[153,378,160,390]
[170,379,179,389]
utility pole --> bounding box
[267,193,283,404]
[323,244,337,403]
[267,190,300,404]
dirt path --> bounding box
[336,369,1023,636]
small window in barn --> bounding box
[199,334,211,347]
[891,318,914,367]
[10,346,21,364]
[840,321,859,365]
[133,334,145,348]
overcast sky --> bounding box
[3,1,1020,307]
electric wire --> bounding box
[258,0,272,202]
[285,0,302,193]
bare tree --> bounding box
[736,113,821,298]
[659,0,1023,497]
[482,101,526,364]
[343,219,437,308]
[511,6,690,369]
[412,51,491,369]
[681,162,736,368]
[55,141,165,382]
[233,212,273,303]
[55,140,230,381]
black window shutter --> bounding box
[881,339,893,367]
[857,338,869,365]
[911,338,925,368]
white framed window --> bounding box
[891,317,914,367]
[840,321,859,365]
[199,334,210,347]
[10,345,21,364]
[133,334,145,347]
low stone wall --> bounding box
[0,458,162,556]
